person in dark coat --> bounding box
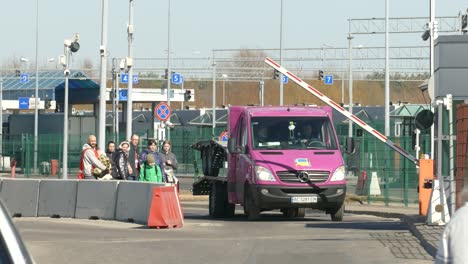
[111,141,130,180]
[127,134,140,180]
[160,140,178,184]
[106,140,116,166]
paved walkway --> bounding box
[328,201,444,259]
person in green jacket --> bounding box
[138,154,163,183]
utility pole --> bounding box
[126,0,134,141]
[98,0,109,150]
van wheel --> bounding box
[330,204,344,222]
[244,187,260,221]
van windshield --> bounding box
[251,116,338,150]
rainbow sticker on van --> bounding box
[295,158,310,167]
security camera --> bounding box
[63,69,71,76]
[421,30,430,41]
[99,45,106,55]
[126,57,133,68]
[418,80,428,92]
[64,39,72,47]
[119,59,126,71]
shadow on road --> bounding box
[305,221,408,231]
[183,212,325,222]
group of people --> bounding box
[78,134,178,184]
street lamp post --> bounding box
[222,74,228,106]
[34,0,39,174]
[126,0,134,141]
[212,51,216,137]
[98,0,109,151]
[61,34,80,180]
[347,32,354,138]
[279,0,284,106]
[166,0,172,140]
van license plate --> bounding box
[291,196,317,203]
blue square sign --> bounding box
[324,75,333,85]
[171,73,182,84]
[282,75,288,84]
[19,97,29,109]
[121,74,129,84]
[20,74,29,83]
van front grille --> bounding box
[276,170,329,183]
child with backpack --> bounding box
[138,154,163,183]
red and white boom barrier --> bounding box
[264,57,418,165]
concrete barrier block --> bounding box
[0,179,40,217]
[38,179,78,218]
[115,181,166,224]
[75,180,118,220]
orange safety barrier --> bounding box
[418,159,434,216]
[147,185,184,228]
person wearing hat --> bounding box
[139,153,163,183]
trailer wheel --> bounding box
[225,203,235,218]
[209,182,225,218]
[244,186,260,221]
[296,208,306,218]
[281,208,295,218]
[330,204,344,222]
[207,149,219,176]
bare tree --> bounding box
[217,49,271,80]
[81,58,94,79]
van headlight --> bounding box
[330,166,345,181]
[255,166,276,182]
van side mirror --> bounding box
[239,145,247,154]
[345,137,355,154]
[228,138,237,153]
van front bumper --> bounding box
[250,184,346,211]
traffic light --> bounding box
[318,70,324,80]
[273,69,280,79]
[164,69,168,79]
[184,89,192,101]
[45,98,52,109]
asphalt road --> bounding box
[15,206,433,264]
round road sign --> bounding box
[219,130,230,141]
[154,102,172,121]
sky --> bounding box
[1,0,465,68]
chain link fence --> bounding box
[2,122,432,207]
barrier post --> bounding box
[419,159,433,216]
